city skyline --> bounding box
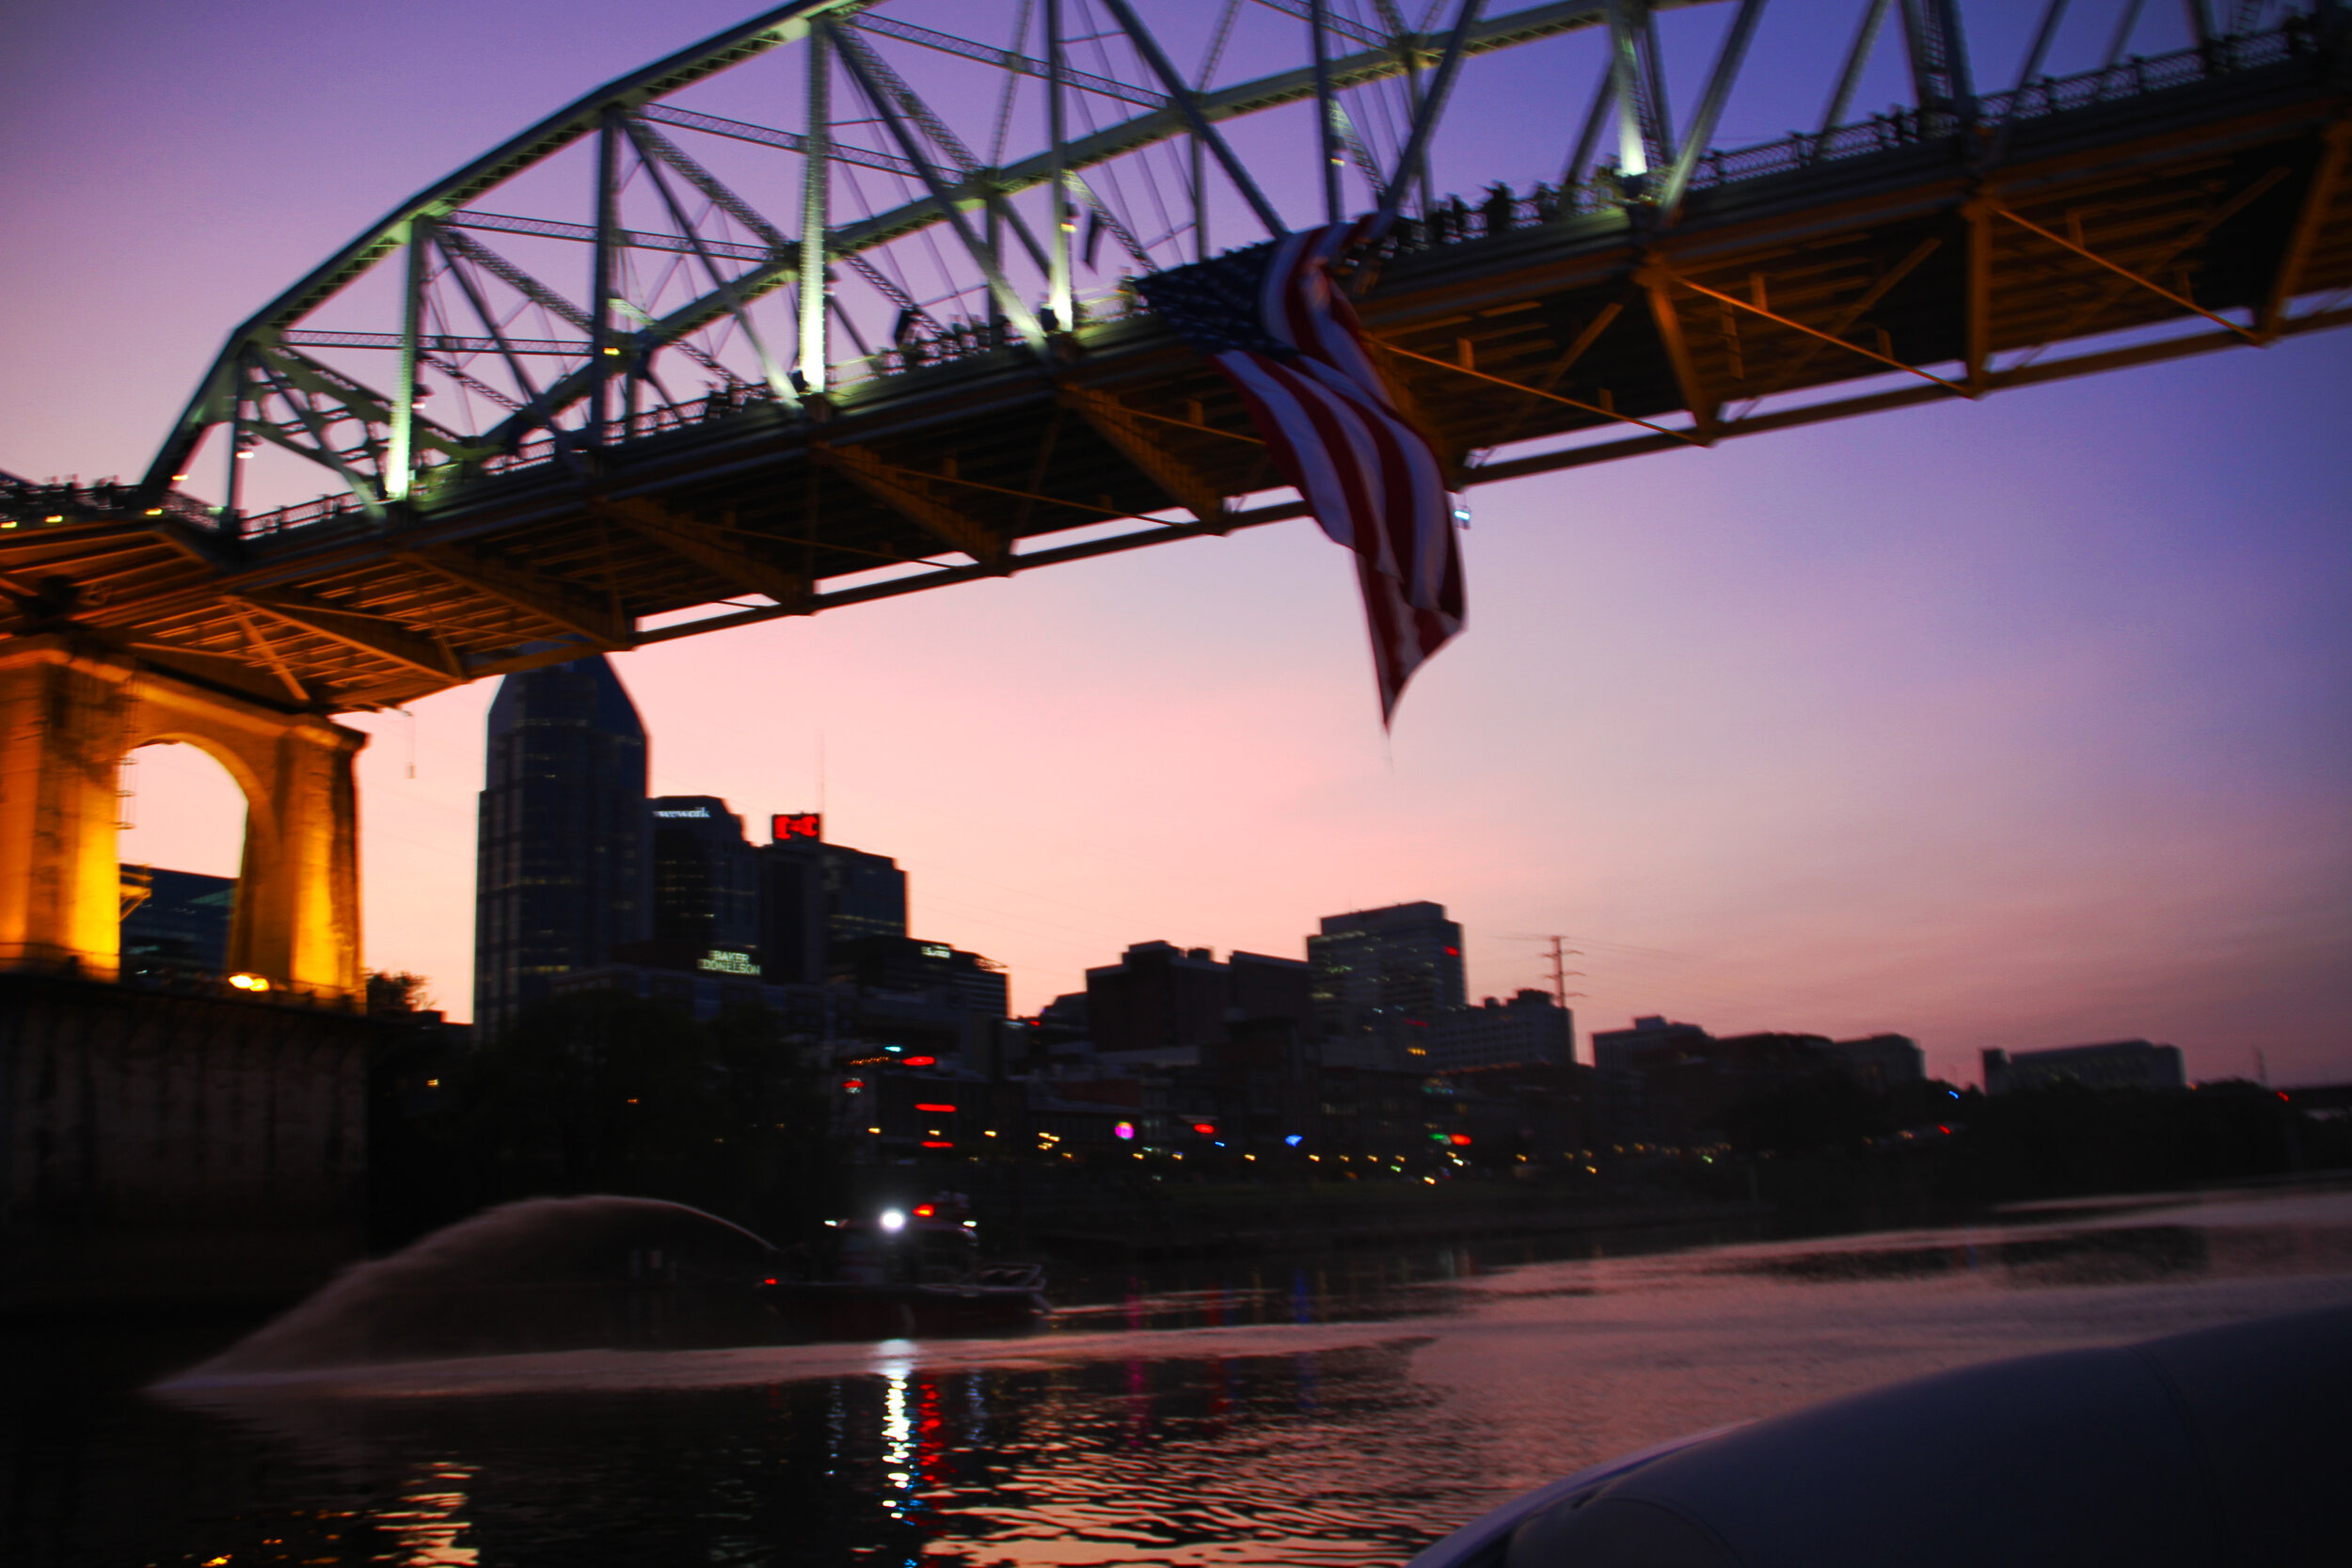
[17,0,2350,1086]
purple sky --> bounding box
[6,1,2347,1085]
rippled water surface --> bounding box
[10,1185,2352,1567]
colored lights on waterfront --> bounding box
[1191,1122,1216,1135]
[1284,1133,1304,1147]
[879,1209,907,1232]
[1114,1121,1136,1140]
[228,973,270,991]
[903,1055,936,1067]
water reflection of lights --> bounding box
[368,1461,481,1565]
[874,1339,918,1518]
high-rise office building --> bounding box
[1590,1015,1711,1075]
[474,656,647,1036]
[1430,989,1575,1069]
[1308,901,1467,1065]
[830,934,1009,1018]
[646,796,760,955]
[1085,941,1314,1059]
[757,814,907,985]
[119,866,235,978]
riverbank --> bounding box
[1020,1182,1766,1259]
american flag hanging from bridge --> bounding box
[1136,222,1465,725]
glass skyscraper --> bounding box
[1307,901,1468,1066]
[473,656,647,1036]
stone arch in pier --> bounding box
[0,635,365,1000]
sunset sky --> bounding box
[6,0,2346,1085]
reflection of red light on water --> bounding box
[916,1378,948,1486]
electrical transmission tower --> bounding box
[1502,934,1584,1010]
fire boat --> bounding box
[755,1196,1052,1342]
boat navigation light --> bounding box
[879,1208,908,1232]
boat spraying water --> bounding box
[167,1193,1052,1385]
[176,1196,787,1378]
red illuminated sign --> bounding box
[1191,1122,1216,1135]
[1449,1132,1474,1146]
[920,1140,954,1148]
[914,1102,957,1114]
[771,812,823,844]
[902,1055,936,1067]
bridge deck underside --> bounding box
[11,55,2348,715]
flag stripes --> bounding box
[1137,223,1464,723]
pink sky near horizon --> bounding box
[9,1,2349,1086]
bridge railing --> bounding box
[0,474,218,534]
[464,289,1152,485]
[1381,22,2314,257]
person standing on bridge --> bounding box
[1482,183,1517,236]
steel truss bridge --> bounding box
[5,0,2348,715]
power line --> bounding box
[1499,933,1584,1011]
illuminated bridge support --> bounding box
[0,636,365,1002]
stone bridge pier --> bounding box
[0,635,365,1002]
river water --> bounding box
[9,1184,2352,1567]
